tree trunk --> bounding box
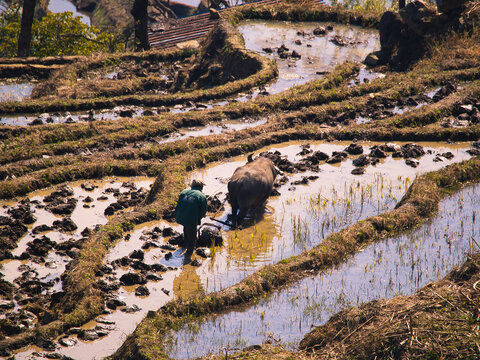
[131,0,150,51]
[17,0,38,57]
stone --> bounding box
[190,259,202,266]
[353,155,370,167]
[52,217,77,232]
[28,118,44,126]
[326,153,344,164]
[145,272,163,281]
[106,298,126,310]
[129,250,144,261]
[291,50,301,59]
[59,337,77,347]
[405,158,419,167]
[401,143,425,158]
[151,263,168,272]
[196,247,211,258]
[313,26,327,35]
[32,224,53,234]
[467,148,480,156]
[0,299,14,310]
[78,329,100,341]
[277,44,289,54]
[198,227,223,247]
[369,147,387,158]
[383,143,402,152]
[162,227,177,237]
[120,304,141,313]
[441,151,454,159]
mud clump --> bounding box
[197,227,223,247]
[119,272,147,286]
[104,187,148,216]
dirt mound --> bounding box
[174,19,262,89]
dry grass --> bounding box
[300,251,480,360]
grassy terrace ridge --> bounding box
[1,117,480,201]
[225,0,381,28]
[0,23,277,115]
[0,61,356,168]
[1,22,480,168]
[1,75,480,196]
[1,65,480,168]
[30,48,198,99]
[299,252,480,359]
[110,154,480,360]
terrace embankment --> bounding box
[0,19,276,116]
[300,247,480,359]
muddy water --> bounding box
[0,83,34,103]
[0,177,153,312]
[166,172,480,359]
[238,20,380,94]
[48,0,91,26]
[186,141,472,294]
[155,117,268,143]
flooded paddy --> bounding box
[6,140,471,359]
[165,172,480,359]
[167,182,480,357]
[184,141,472,293]
[155,117,268,143]
[238,20,380,94]
[0,83,34,103]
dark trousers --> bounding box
[183,226,197,254]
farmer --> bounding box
[175,179,207,263]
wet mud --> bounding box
[0,177,154,358]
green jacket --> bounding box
[175,186,207,228]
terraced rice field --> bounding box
[1,1,480,359]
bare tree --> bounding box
[131,0,150,51]
[17,0,38,57]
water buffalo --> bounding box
[228,155,277,227]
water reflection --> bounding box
[48,0,91,26]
